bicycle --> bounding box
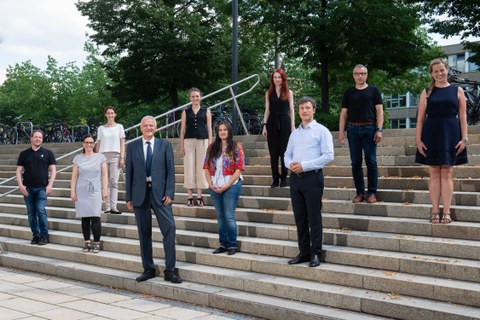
[448,68,480,125]
[0,123,16,145]
[236,108,263,135]
[211,104,233,132]
[14,115,33,144]
[42,120,72,143]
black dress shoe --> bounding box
[309,254,321,267]
[31,236,39,245]
[227,248,237,255]
[287,254,310,265]
[136,270,156,282]
[38,236,48,245]
[270,182,279,188]
[104,210,111,214]
[110,210,122,214]
[164,270,182,283]
[280,180,288,187]
[212,247,228,254]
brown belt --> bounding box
[348,121,376,126]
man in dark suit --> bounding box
[125,115,182,283]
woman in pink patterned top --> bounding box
[203,121,244,255]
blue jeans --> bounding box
[209,181,242,249]
[346,124,378,195]
[24,187,49,237]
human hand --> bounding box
[262,127,267,137]
[71,193,78,202]
[126,201,133,211]
[338,132,346,145]
[180,146,185,157]
[102,190,108,201]
[455,139,467,156]
[374,131,382,144]
[417,141,427,157]
[162,195,173,206]
[289,162,303,174]
[19,185,28,197]
[119,158,125,168]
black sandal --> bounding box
[440,213,452,224]
[196,197,205,207]
[187,198,194,207]
[429,213,440,223]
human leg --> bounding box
[106,152,121,212]
[24,187,40,237]
[267,131,280,185]
[209,188,228,248]
[133,192,155,272]
[346,125,365,196]
[221,182,242,250]
[303,173,324,256]
[289,175,311,256]
[428,166,442,218]
[152,201,177,271]
[440,166,453,223]
[361,125,378,196]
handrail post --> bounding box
[229,87,249,135]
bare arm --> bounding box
[179,110,187,157]
[262,92,270,136]
[46,164,56,196]
[338,108,348,145]
[289,90,295,131]
[101,161,108,200]
[16,166,28,196]
[206,109,212,145]
[119,137,126,168]
[416,89,427,156]
[456,87,468,155]
[70,164,78,201]
[373,103,384,144]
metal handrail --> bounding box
[0,74,261,198]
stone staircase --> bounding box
[1,128,480,320]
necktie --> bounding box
[146,141,152,177]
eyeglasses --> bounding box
[353,72,367,76]
[83,141,95,144]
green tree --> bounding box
[412,0,480,64]
[76,0,234,108]
[242,0,435,113]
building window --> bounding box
[385,94,407,109]
[390,119,406,129]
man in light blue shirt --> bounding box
[284,96,334,267]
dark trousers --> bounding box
[267,127,290,183]
[81,217,101,242]
[289,171,324,256]
[133,187,176,272]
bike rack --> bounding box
[71,124,90,142]
[0,74,262,199]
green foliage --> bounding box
[0,44,116,126]
[411,0,480,65]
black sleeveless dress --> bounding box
[415,85,468,166]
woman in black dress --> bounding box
[416,58,468,224]
[262,68,295,188]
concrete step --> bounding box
[2,211,480,284]
[0,251,391,320]
[1,233,480,319]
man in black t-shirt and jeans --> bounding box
[16,130,56,245]
[339,64,384,203]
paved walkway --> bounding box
[0,266,257,320]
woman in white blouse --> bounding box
[95,107,125,214]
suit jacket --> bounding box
[125,137,175,208]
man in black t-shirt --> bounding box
[16,130,56,245]
[339,64,384,204]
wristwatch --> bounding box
[376,128,383,132]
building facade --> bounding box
[385,43,479,129]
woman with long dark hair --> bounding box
[71,134,108,253]
[262,68,295,188]
[203,121,245,255]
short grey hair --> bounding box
[353,64,368,73]
[297,96,316,109]
[141,115,157,127]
